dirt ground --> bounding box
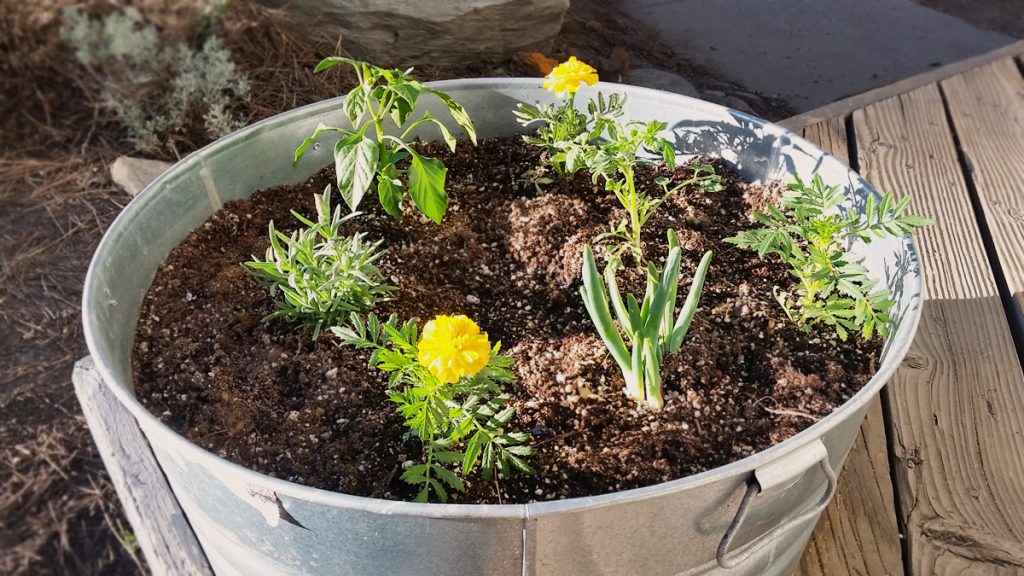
[131,143,882,505]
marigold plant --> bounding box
[517,57,721,262]
[726,173,933,340]
[334,313,533,503]
[514,57,617,181]
[542,56,598,96]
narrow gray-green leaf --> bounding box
[580,246,631,370]
[669,250,713,351]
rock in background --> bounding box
[622,67,699,98]
[110,156,173,197]
[255,0,570,66]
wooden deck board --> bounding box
[940,57,1024,348]
[796,399,905,576]
[800,117,851,165]
[794,118,905,576]
[853,83,1024,574]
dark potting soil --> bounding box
[133,137,881,504]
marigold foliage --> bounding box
[333,314,534,503]
[726,173,933,340]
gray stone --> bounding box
[110,156,172,197]
[256,0,569,67]
[723,96,756,115]
[622,67,699,98]
[733,91,767,111]
[698,90,757,115]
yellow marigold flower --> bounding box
[543,56,598,96]
[417,315,491,383]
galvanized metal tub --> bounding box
[83,79,923,575]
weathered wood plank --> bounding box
[794,118,904,576]
[796,399,904,576]
[800,117,851,165]
[73,357,213,576]
[941,57,1024,347]
[853,84,1024,574]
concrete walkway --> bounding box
[623,0,1014,112]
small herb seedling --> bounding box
[244,186,395,339]
[294,57,477,223]
[583,116,722,262]
[334,314,534,503]
[726,173,932,340]
[580,230,713,411]
[514,91,624,180]
[516,57,721,263]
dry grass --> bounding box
[0,418,145,575]
[0,151,132,574]
[2,3,153,572]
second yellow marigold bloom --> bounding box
[417,314,491,383]
[543,56,598,96]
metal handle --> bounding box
[716,448,837,569]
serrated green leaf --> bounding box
[504,445,534,456]
[482,443,495,481]
[898,215,934,228]
[428,478,448,502]
[462,433,482,476]
[433,465,465,492]
[433,451,464,464]
[506,453,534,474]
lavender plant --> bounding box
[244,186,395,339]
